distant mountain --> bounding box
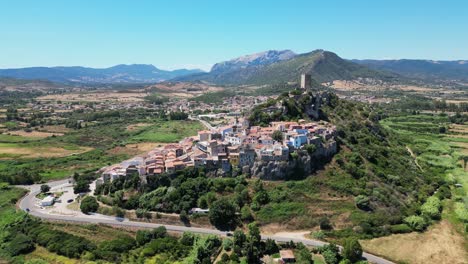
[352,59,468,81]
[176,50,396,85]
[0,64,204,84]
[211,50,296,73]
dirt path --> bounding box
[407,146,424,172]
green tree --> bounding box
[404,215,427,231]
[40,184,50,193]
[272,130,284,143]
[342,238,363,263]
[80,196,99,214]
[209,198,238,230]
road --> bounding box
[17,179,394,264]
[189,116,216,131]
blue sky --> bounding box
[1,0,467,70]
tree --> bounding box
[342,238,363,263]
[421,196,441,219]
[209,198,238,230]
[80,196,99,214]
[319,217,332,230]
[272,130,284,143]
[320,243,340,264]
[40,184,50,193]
[404,215,427,231]
[74,180,90,194]
[264,238,279,255]
[354,195,370,210]
[241,205,254,222]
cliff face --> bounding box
[249,140,337,180]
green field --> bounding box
[0,133,39,143]
[128,120,204,143]
[381,114,468,226]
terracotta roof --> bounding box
[280,250,295,259]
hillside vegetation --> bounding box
[178,50,398,85]
[249,92,449,242]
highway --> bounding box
[17,179,394,264]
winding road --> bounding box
[17,179,394,264]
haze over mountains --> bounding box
[1,50,468,85]
[0,64,203,84]
[353,59,468,81]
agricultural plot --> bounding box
[374,114,468,262]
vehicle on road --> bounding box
[67,199,74,203]
[25,208,30,212]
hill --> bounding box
[248,90,448,239]
[0,64,204,84]
[177,50,398,85]
[353,59,468,81]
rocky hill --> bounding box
[177,50,398,85]
[248,90,443,231]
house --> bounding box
[279,250,295,263]
[41,196,55,207]
[198,130,212,141]
[239,147,256,167]
[189,208,210,214]
[229,153,240,166]
[289,134,308,148]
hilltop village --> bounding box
[101,76,338,182]
[102,118,337,182]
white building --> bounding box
[41,196,55,206]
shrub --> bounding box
[420,196,441,219]
[80,196,99,214]
[390,224,412,234]
[404,215,428,231]
[354,195,370,210]
[342,238,363,263]
[319,217,332,230]
[40,184,50,193]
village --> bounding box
[101,115,337,183]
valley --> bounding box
[0,51,467,264]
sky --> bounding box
[0,0,467,71]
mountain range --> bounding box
[176,49,397,85]
[352,59,468,81]
[2,51,468,86]
[0,64,203,84]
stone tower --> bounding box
[300,74,311,89]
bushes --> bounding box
[390,224,412,234]
[342,238,363,263]
[30,225,95,258]
[2,233,35,256]
[354,195,370,210]
[404,215,428,231]
[420,196,442,219]
[95,235,136,261]
[80,196,99,214]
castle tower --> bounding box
[300,74,311,89]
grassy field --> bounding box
[0,118,203,184]
[128,120,204,143]
[361,199,468,264]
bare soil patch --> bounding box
[360,220,468,264]
[106,142,166,156]
[126,123,151,132]
[0,145,93,159]
[37,90,148,102]
[8,130,63,138]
